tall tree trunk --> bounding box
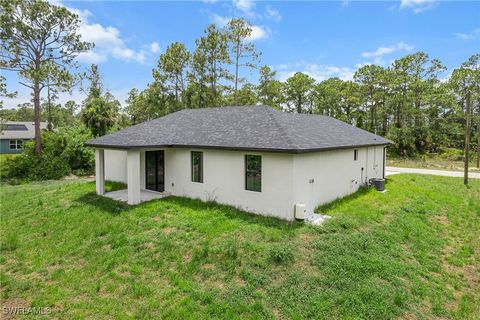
[212,59,217,105]
[477,107,480,168]
[396,103,402,128]
[297,96,302,114]
[234,44,239,106]
[33,80,41,154]
[174,79,178,105]
[370,102,377,134]
[414,98,422,128]
[464,92,471,185]
[47,82,52,131]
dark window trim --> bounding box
[245,154,262,192]
[191,151,203,183]
[354,149,358,161]
[145,150,165,192]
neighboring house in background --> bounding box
[0,121,48,154]
[86,105,392,221]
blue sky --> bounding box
[2,0,479,109]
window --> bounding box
[245,155,261,192]
[191,151,203,183]
[9,140,23,150]
[354,149,358,161]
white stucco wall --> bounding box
[104,149,127,183]
[292,145,385,214]
[100,145,386,220]
[163,148,295,220]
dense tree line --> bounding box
[1,0,479,166]
[126,21,479,157]
[125,18,261,123]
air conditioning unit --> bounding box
[295,203,307,220]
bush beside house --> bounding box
[1,123,94,183]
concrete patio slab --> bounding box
[104,189,169,203]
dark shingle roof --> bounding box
[85,105,392,152]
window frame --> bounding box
[191,151,203,183]
[245,154,262,192]
[354,149,358,161]
[9,139,23,150]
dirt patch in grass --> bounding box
[463,265,479,289]
[234,276,246,287]
[0,298,30,320]
[142,242,156,250]
[298,232,314,244]
[432,215,451,226]
[161,227,176,234]
[202,263,215,270]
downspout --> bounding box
[383,147,386,179]
[365,147,369,185]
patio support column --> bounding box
[127,149,141,205]
[95,149,105,195]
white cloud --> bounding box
[112,47,146,63]
[249,25,270,41]
[211,14,269,41]
[439,71,452,83]
[212,13,230,27]
[79,23,147,64]
[150,42,160,53]
[79,24,123,48]
[276,62,355,82]
[341,0,351,8]
[233,0,254,14]
[399,0,437,13]
[454,29,480,41]
[51,0,151,64]
[77,51,107,64]
[362,42,414,58]
[265,6,281,21]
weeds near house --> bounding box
[268,243,294,264]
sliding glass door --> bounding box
[145,151,164,192]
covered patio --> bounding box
[95,148,167,205]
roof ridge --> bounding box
[264,107,297,150]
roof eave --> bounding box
[84,141,392,153]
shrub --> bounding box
[3,122,94,182]
[61,124,95,172]
[387,127,416,157]
[439,148,464,161]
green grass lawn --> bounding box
[1,175,479,319]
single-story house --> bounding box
[86,105,391,221]
[0,121,48,154]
